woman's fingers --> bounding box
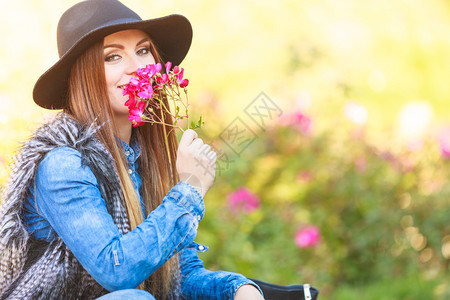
[176,131,217,198]
[199,144,211,154]
[179,129,198,148]
[190,138,204,150]
[207,150,217,159]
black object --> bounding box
[250,278,319,300]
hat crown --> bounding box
[57,0,141,57]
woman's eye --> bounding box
[137,47,150,56]
[105,54,120,62]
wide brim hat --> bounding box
[33,0,193,110]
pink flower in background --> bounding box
[292,112,311,134]
[296,171,313,183]
[442,146,450,159]
[294,225,321,249]
[354,156,367,174]
[278,110,312,135]
[227,186,261,214]
[437,126,450,159]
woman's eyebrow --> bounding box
[136,38,150,46]
[104,43,124,50]
[104,38,149,50]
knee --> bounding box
[127,290,155,300]
[130,290,156,300]
[97,289,155,300]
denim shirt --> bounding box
[22,139,261,299]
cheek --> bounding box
[104,66,121,87]
[144,54,156,65]
[109,93,129,114]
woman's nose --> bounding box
[125,55,142,75]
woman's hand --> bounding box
[176,129,216,197]
[234,285,264,300]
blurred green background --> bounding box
[1,0,450,299]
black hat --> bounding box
[33,0,193,109]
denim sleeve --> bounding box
[179,248,263,300]
[34,147,204,291]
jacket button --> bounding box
[128,169,132,175]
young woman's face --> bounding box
[103,29,156,120]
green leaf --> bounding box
[197,116,203,127]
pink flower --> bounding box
[122,79,138,96]
[128,101,146,127]
[227,186,261,214]
[292,112,311,134]
[294,226,321,249]
[176,68,184,81]
[179,79,189,88]
[437,126,450,159]
[122,61,193,129]
[129,77,140,86]
[354,156,367,173]
[154,63,162,73]
[175,68,189,88]
[296,171,312,183]
[137,64,157,79]
[442,147,450,159]
[156,73,169,84]
[137,84,153,99]
[278,110,311,135]
[165,61,172,72]
[124,94,137,108]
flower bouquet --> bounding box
[122,61,203,132]
[122,62,204,164]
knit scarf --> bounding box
[0,113,180,299]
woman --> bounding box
[0,0,264,299]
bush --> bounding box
[196,111,450,298]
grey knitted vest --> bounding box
[0,113,180,299]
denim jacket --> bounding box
[22,139,261,299]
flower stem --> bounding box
[160,109,172,166]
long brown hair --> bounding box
[65,34,179,299]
